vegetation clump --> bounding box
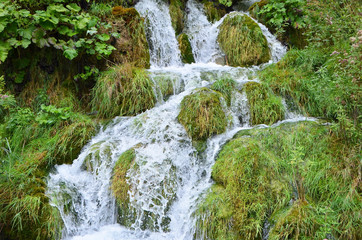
[91,64,156,119]
[177,33,195,64]
[110,6,150,68]
[210,77,236,106]
[244,81,285,125]
[195,121,361,239]
[169,0,186,35]
[202,1,227,23]
[178,88,227,141]
[217,14,271,67]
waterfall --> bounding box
[46,1,312,239]
[135,0,182,68]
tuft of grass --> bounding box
[244,81,285,125]
[91,63,156,119]
[178,33,195,64]
[218,14,271,67]
[210,77,236,106]
[178,88,227,141]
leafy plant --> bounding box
[258,0,306,35]
[35,104,72,126]
[0,0,116,64]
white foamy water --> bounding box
[46,1,308,239]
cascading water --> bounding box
[135,0,182,68]
[46,1,313,239]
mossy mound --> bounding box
[177,33,195,64]
[244,81,285,125]
[111,147,177,231]
[110,7,150,68]
[194,121,361,239]
[178,88,227,141]
[91,64,156,119]
[169,0,186,35]
[210,77,236,106]
[218,14,271,67]
[202,1,227,23]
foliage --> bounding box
[91,64,156,118]
[35,104,72,126]
[178,88,227,141]
[257,0,306,35]
[244,81,285,125]
[0,0,116,64]
[218,14,270,67]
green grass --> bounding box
[218,14,271,67]
[91,64,156,119]
[210,77,236,106]
[244,81,285,125]
[169,0,186,35]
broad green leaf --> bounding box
[0,42,11,62]
[97,33,110,41]
[48,4,69,13]
[66,3,81,12]
[63,48,78,60]
[21,39,31,48]
[18,26,36,40]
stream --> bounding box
[46,0,315,239]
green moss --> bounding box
[110,7,150,68]
[178,88,227,141]
[210,77,236,106]
[177,33,195,64]
[91,64,156,119]
[217,14,271,67]
[82,142,114,173]
[169,0,186,35]
[244,81,285,125]
[202,1,227,23]
[195,121,361,239]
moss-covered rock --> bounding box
[82,141,114,173]
[244,81,285,125]
[217,14,271,67]
[111,147,177,231]
[202,1,227,23]
[194,121,361,240]
[110,6,150,68]
[169,0,186,35]
[178,88,227,141]
[91,64,156,119]
[177,33,195,64]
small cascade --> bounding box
[185,0,224,63]
[135,0,182,68]
[46,2,313,240]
